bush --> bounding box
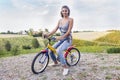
[32,38,40,48]
[107,47,120,53]
[5,41,11,51]
[32,32,43,37]
[22,45,31,49]
[12,45,19,56]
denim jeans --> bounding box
[49,39,72,65]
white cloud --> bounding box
[0,0,120,32]
[72,0,120,31]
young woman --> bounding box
[45,5,73,75]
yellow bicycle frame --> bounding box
[47,43,58,55]
[46,40,76,60]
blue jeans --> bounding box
[50,39,72,65]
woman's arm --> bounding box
[46,20,60,37]
[57,18,73,40]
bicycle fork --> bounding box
[39,48,49,64]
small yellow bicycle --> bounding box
[31,37,80,74]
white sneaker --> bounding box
[63,68,69,76]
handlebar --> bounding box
[43,35,56,42]
[48,37,56,42]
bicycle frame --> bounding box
[41,43,57,55]
[41,40,74,59]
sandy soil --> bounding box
[73,32,110,41]
[0,53,120,80]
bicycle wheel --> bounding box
[31,52,49,74]
[66,48,80,66]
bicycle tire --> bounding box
[65,48,80,66]
[31,52,49,74]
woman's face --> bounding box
[61,8,69,17]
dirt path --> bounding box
[0,53,120,80]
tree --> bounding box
[29,28,34,36]
[7,30,11,34]
[5,41,11,51]
[45,28,49,32]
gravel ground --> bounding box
[0,53,120,80]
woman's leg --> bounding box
[56,40,72,65]
[49,41,62,63]
[56,40,72,75]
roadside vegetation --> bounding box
[0,36,44,57]
[0,30,120,58]
[72,30,120,53]
[95,31,120,53]
[95,30,120,45]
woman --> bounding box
[45,5,73,75]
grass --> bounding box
[1,40,119,58]
[95,31,120,45]
[100,66,120,70]
[73,39,97,46]
[0,48,42,58]
[77,72,88,79]
[0,31,120,58]
[105,75,112,80]
[65,77,75,80]
[0,35,45,58]
[107,47,120,53]
[42,76,48,80]
[76,46,114,53]
[72,31,120,53]
[115,66,120,70]
[0,36,35,50]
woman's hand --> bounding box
[42,33,49,38]
[56,36,63,41]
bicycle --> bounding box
[31,36,81,74]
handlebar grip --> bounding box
[51,37,56,41]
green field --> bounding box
[0,35,45,57]
[73,31,120,53]
[95,31,120,45]
[0,31,120,58]
[73,39,120,53]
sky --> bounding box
[0,0,120,32]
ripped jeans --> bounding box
[49,39,72,65]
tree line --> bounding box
[0,28,61,37]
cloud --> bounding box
[72,0,120,31]
[0,0,120,32]
[0,0,63,32]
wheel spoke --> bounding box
[31,52,49,74]
[66,48,80,66]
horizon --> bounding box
[0,29,119,33]
[0,0,120,32]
